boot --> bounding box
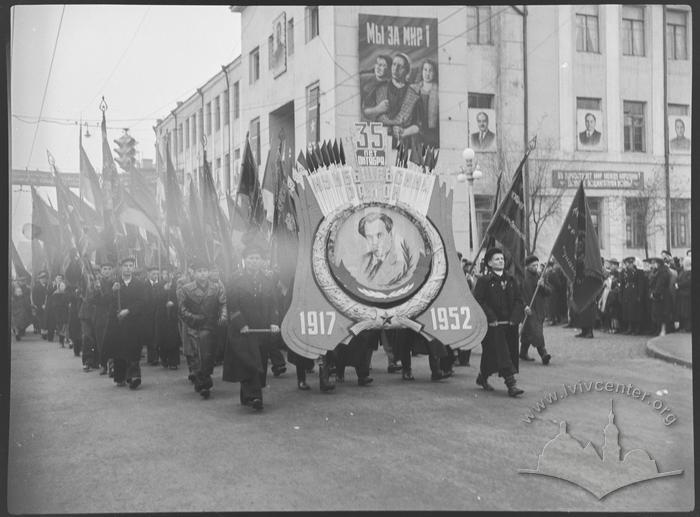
[476,372,494,391]
[319,356,335,392]
[519,344,535,361]
[402,368,415,381]
[457,349,471,367]
[537,346,551,365]
[505,375,524,397]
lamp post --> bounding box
[457,147,483,259]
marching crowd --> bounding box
[10,240,692,411]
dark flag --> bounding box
[115,188,164,245]
[79,130,103,213]
[261,147,276,197]
[201,149,234,275]
[271,149,298,301]
[551,181,605,312]
[100,101,120,260]
[483,162,526,281]
[11,239,31,280]
[187,174,208,260]
[483,171,504,253]
[29,186,61,277]
[237,137,266,228]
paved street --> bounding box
[7,326,693,513]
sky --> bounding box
[10,4,242,259]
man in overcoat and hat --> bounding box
[177,258,227,399]
[519,255,552,365]
[472,247,525,396]
[223,239,281,410]
[103,257,147,389]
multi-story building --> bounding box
[155,5,691,259]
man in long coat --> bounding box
[177,259,227,399]
[143,267,161,366]
[648,257,671,336]
[93,259,115,375]
[472,247,524,397]
[620,256,645,334]
[156,269,181,369]
[102,257,147,389]
[31,271,50,337]
[520,255,552,365]
[223,241,281,411]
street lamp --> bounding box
[457,147,483,259]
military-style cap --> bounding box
[119,256,136,266]
[483,247,504,265]
[525,254,539,266]
[609,258,619,265]
[650,257,664,266]
[622,256,636,264]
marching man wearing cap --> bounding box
[177,258,227,399]
[472,247,525,397]
[102,257,147,389]
[520,255,552,365]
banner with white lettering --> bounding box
[359,14,439,150]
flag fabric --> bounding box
[483,171,503,253]
[100,105,119,262]
[237,138,266,229]
[483,161,526,281]
[187,174,208,259]
[29,186,62,277]
[115,188,164,245]
[551,181,605,312]
[79,130,103,213]
[11,239,31,280]
[271,149,298,301]
[261,147,276,196]
[201,150,234,274]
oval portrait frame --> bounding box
[312,201,447,323]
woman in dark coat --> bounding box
[675,257,691,332]
[47,282,70,347]
[156,272,181,369]
[648,258,671,336]
[11,283,32,341]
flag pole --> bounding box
[521,250,555,325]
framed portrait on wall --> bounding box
[669,115,691,154]
[468,108,497,151]
[577,109,604,150]
[271,12,287,78]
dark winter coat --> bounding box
[648,265,671,324]
[620,267,645,325]
[675,270,691,326]
[12,288,32,331]
[102,276,148,362]
[521,268,551,348]
[223,270,280,383]
[155,280,181,356]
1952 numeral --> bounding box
[429,307,472,331]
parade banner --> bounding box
[359,14,439,149]
[281,133,487,360]
[270,12,287,78]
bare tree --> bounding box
[625,168,666,259]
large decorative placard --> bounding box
[281,136,488,360]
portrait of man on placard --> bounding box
[669,116,691,154]
[468,109,496,151]
[330,208,427,292]
[577,109,604,150]
[271,12,286,78]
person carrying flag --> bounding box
[519,255,552,365]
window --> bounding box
[268,35,274,70]
[586,197,603,248]
[625,198,647,249]
[185,119,190,149]
[622,6,645,56]
[576,97,602,110]
[468,92,495,109]
[233,81,240,119]
[474,195,495,246]
[250,117,261,165]
[223,90,229,126]
[206,102,212,135]
[623,101,645,152]
[668,103,689,116]
[466,6,492,45]
[576,12,599,53]
[306,82,320,145]
[249,47,260,83]
[671,199,690,248]
[214,96,221,131]
[305,6,319,42]
[666,9,687,60]
[288,18,295,55]
[178,123,183,151]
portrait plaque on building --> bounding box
[271,12,287,78]
[281,132,487,360]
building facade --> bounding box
[155,5,692,260]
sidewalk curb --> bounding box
[645,337,692,369]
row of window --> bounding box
[466,5,688,60]
[473,195,691,250]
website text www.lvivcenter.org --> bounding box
[521,380,677,426]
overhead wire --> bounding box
[25,4,66,170]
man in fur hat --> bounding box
[472,248,525,397]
